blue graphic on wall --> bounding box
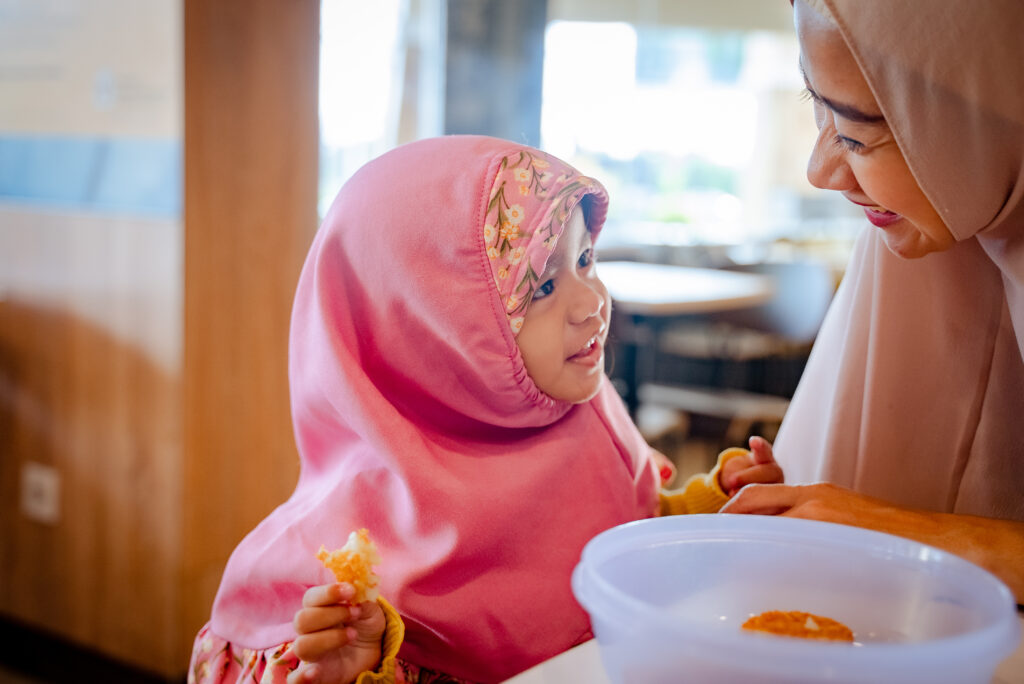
[0,135,181,218]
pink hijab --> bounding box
[777,1,1024,521]
[209,135,659,682]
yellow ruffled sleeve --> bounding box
[658,447,749,516]
[354,597,405,684]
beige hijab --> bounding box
[776,0,1024,520]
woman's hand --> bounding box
[719,436,784,496]
[287,583,386,684]
[721,481,1024,603]
[720,480,914,524]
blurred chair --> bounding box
[639,259,835,448]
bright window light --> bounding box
[319,0,404,215]
[319,0,401,148]
[540,20,859,247]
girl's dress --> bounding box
[776,1,1024,522]
[189,135,736,684]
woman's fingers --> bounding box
[720,483,798,515]
[292,626,357,662]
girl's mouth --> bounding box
[568,336,602,365]
[862,205,904,227]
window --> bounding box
[540,21,862,250]
[318,3,862,258]
[318,0,445,218]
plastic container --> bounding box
[571,515,1020,684]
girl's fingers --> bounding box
[660,461,677,484]
[721,456,752,486]
[287,662,320,684]
[651,450,677,484]
[747,436,776,465]
[294,604,360,634]
[302,582,356,608]
[729,463,785,492]
[292,626,358,662]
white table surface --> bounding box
[598,261,775,316]
[504,615,1024,684]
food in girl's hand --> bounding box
[316,528,381,603]
[741,610,854,642]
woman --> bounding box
[724,0,1024,602]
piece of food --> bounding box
[741,610,854,642]
[316,528,382,603]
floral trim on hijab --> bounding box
[483,148,607,335]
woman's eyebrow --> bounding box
[800,63,886,124]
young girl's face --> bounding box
[517,205,610,403]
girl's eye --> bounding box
[578,248,593,269]
[533,279,555,300]
[834,134,866,153]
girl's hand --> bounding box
[720,436,784,496]
[652,449,677,486]
[287,583,385,684]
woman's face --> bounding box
[795,0,955,259]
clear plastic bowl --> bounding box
[572,514,1020,684]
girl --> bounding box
[189,136,781,684]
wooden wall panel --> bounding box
[0,208,183,672]
[182,0,320,669]
[0,1,319,678]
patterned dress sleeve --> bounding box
[188,623,301,684]
[189,597,475,684]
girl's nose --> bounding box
[806,123,856,191]
[569,278,606,325]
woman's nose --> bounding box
[569,278,606,325]
[806,124,856,191]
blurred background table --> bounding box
[598,260,775,416]
[599,260,775,316]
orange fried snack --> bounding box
[316,528,382,604]
[741,610,854,642]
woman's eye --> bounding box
[834,134,866,153]
[578,248,593,269]
[533,279,555,300]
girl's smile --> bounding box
[567,333,604,365]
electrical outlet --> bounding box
[20,461,60,524]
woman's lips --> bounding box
[847,197,904,227]
[862,205,904,227]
